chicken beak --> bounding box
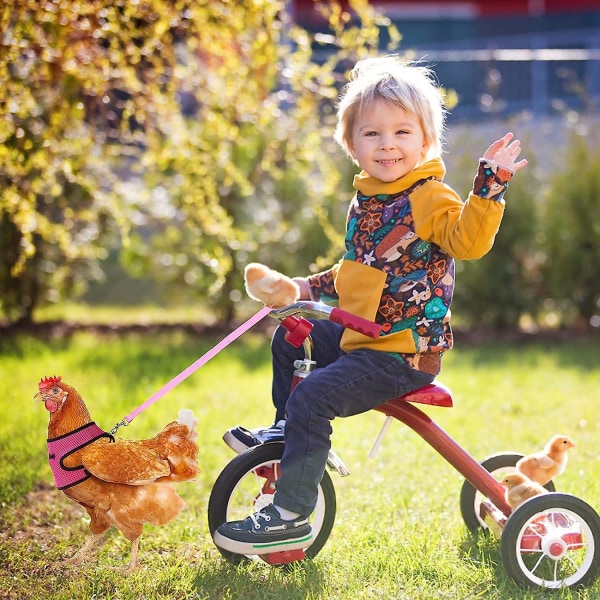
[35,390,60,413]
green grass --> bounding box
[1,327,599,599]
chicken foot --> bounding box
[121,538,141,574]
[64,532,141,573]
[65,532,103,566]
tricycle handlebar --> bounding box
[269,301,381,339]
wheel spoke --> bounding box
[528,551,546,575]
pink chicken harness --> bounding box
[47,422,113,490]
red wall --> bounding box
[293,0,597,19]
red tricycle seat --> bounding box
[387,381,453,408]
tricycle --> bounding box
[208,301,600,590]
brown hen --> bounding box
[36,376,200,572]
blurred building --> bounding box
[291,0,600,120]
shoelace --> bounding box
[250,509,272,529]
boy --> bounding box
[213,56,527,555]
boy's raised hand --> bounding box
[483,132,528,173]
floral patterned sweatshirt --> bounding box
[305,157,513,375]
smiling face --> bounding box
[348,98,429,183]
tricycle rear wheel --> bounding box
[501,493,600,589]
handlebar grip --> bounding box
[330,307,381,339]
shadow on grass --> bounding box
[192,557,326,600]
[458,529,527,597]
[459,529,501,571]
[0,319,275,368]
[457,529,592,599]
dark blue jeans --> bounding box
[270,320,435,516]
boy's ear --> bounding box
[347,142,356,160]
[421,140,432,160]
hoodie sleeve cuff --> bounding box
[472,159,515,202]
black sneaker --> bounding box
[222,420,285,454]
[212,504,312,555]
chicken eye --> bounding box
[52,387,59,393]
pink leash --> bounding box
[110,305,272,435]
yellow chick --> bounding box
[503,471,548,511]
[244,263,300,307]
[516,435,575,486]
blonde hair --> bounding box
[334,56,446,162]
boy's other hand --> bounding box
[483,132,528,173]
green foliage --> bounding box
[0,1,125,323]
[443,124,600,332]
[452,156,541,329]
[0,0,401,324]
[1,329,599,598]
[540,132,600,328]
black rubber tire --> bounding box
[460,452,556,533]
[500,492,600,589]
[207,442,336,564]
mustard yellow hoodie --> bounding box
[306,157,509,374]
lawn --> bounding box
[0,322,599,599]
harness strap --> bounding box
[47,422,113,490]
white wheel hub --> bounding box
[541,534,568,560]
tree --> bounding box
[0,0,125,323]
[0,0,401,325]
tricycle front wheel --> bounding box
[207,441,336,564]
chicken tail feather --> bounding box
[146,409,200,482]
[177,408,198,441]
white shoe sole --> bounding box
[212,530,313,555]
[222,430,256,454]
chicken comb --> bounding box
[39,375,62,391]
